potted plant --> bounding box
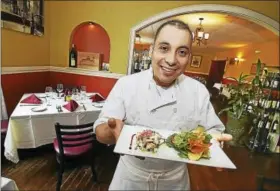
[219,59,264,146]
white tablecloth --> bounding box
[1,177,19,190]
[4,93,102,163]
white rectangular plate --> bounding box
[114,125,237,169]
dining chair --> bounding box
[1,119,9,161]
[1,87,9,162]
[53,122,98,191]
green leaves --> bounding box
[219,59,266,119]
[204,134,212,144]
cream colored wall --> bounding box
[215,39,279,78]
[49,1,279,74]
[1,1,50,67]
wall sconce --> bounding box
[229,57,244,65]
[234,57,240,64]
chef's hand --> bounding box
[217,133,232,148]
[108,118,124,142]
[212,133,232,172]
[212,133,233,148]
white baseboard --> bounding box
[1,66,124,79]
[1,66,49,74]
[49,66,124,79]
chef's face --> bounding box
[151,25,192,87]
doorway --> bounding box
[206,60,227,90]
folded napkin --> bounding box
[63,100,79,112]
[90,94,105,102]
[20,94,42,104]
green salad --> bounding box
[166,126,213,161]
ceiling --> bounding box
[136,13,278,54]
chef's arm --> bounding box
[95,121,116,145]
[199,86,225,134]
[93,78,126,144]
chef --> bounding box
[94,19,232,190]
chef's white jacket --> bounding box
[93,68,225,190]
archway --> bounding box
[70,21,111,65]
[127,4,279,74]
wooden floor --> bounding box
[1,144,118,191]
[2,142,280,191]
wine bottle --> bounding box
[271,114,279,133]
[277,72,280,90]
[271,95,277,112]
[248,113,261,149]
[267,95,273,112]
[134,58,140,73]
[69,44,77,68]
[272,72,279,89]
[251,114,267,151]
[265,73,270,88]
[30,13,35,35]
[264,98,271,110]
[261,114,273,152]
[269,73,275,89]
[276,101,280,112]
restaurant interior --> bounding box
[1,1,279,191]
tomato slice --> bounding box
[190,146,205,154]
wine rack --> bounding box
[246,67,280,154]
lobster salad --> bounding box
[135,130,165,153]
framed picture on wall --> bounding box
[190,55,202,68]
[1,0,44,36]
[250,62,266,74]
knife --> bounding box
[83,104,87,111]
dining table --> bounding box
[1,177,19,190]
[4,92,103,163]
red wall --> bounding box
[2,72,117,117]
[49,72,118,98]
[70,22,110,63]
[1,72,51,116]
[2,70,237,117]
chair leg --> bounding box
[56,157,64,191]
[257,175,265,191]
[90,153,98,183]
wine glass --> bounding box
[72,87,78,100]
[57,84,64,98]
[80,86,87,103]
[45,86,53,106]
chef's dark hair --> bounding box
[153,19,193,43]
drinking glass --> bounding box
[72,87,78,100]
[80,85,86,97]
[79,86,87,103]
[57,84,64,97]
[45,86,53,106]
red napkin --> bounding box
[20,94,42,104]
[63,100,79,112]
[90,94,105,102]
